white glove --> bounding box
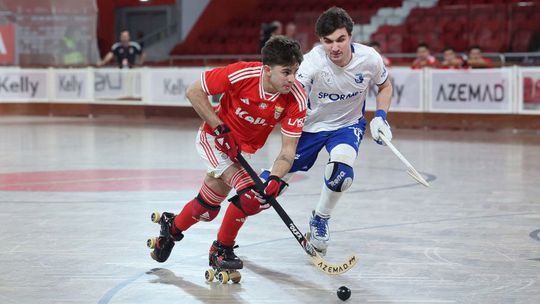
[370,110,392,145]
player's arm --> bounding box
[270,134,299,178]
[375,78,392,113]
[139,52,146,65]
[98,52,114,66]
[185,80,222,129]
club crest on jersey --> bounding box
[321,71,333,84]
[274,106,284,119]
[354,73,364,84]
[259,102,268,109]
[240,98,250,105]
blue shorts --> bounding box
[290,118,367,173]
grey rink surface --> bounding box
[0,116,539,304]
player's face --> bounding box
[120,32,130,45]
[265,64,299,94]
[443,50,455,62]
[320,28,352,66]
[416,47,429,60]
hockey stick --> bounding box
[236,154,358,275]
[379,133,430,187]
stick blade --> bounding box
[407,170,430,187]
[310,252,358,275]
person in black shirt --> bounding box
[98,30,145,68]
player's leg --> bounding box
[309,119,366,255]
[150,129,233,263]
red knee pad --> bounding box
[191,198,220,222]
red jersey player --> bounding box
[411,43,439,69]
[148,36,306,280]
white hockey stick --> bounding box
[379,133,430,187]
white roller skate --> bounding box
[307,210,330,256]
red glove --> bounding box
[263,175,288,198]
[213,124,239,161]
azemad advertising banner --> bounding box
[0,69,48,101]
[429,68,513,113]
[145,67,206,105]
[365,68,422,111]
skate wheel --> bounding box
[229,271,241,283]
[151,212,161,223]
[205,269,215,282]
[147,237,158,249]
[217,271,229,284]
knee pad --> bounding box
[230,186,269,216]
[324,162,354,192]
[192,196,221,222]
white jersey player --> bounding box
[262,7,393,255]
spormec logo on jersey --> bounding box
[318,91,359,102]
[235,107,267,125]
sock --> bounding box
[229,168,254,191]
[174,199,199,231]
[315,183,342,217]
[217,203,247,247]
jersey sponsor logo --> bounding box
[354,73,364,84]
[287,117,305,128]
[259,102,268,109]
[318,91,359,102]
[240,98,250,105]
[235,107,267,125]
[274,106,284,119]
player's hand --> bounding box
[213,124,239,161]
[370,109,392,145]
[263,175,288,198]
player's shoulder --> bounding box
[224,61,262,83]
[129,41,142,50]
[111,42,121,50]
[352,43,382,62]
[302,45,327,66]
[284,80,308,112]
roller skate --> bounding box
[306,210,329,256]
[147,211,184,263]
[205,240,243,284]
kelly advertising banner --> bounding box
[145,67,206,105]
[429,68,513,113]
[520,68,540,113]
[0,69,48,101]
[53,70,90,101]
[365,68,423,112]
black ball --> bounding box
[337,286,351,301]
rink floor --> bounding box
[0,116,539,304]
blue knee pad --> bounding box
[324,162,354,192]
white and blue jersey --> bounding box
[296,43,388,133]
[290,43,388,173]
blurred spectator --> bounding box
[439,47,464,69]
[98,30,145,68]
[369,41,391,67]
[411,43,439,69]
[60,27,84,65]
[285,21,308,53]
[259,21,282,51]
[466,46,493,69]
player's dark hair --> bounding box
[468,45,481,53]
[417,43,430,50]
[315,7,353,37]
[442,47,454,53]
[261,35,303,67]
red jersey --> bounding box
[201,62,307,154]
[411,55,439,69]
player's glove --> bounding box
[263,175,289,198]
[369,109,392,145]
[213,124,239,160]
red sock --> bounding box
[217,203,247,247]
[174,199,199,231]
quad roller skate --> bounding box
[205,240,243,284]
[147,211,184,263]
[306,210,329,256]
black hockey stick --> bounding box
[236,154,358,275]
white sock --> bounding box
[315,184,342,218]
